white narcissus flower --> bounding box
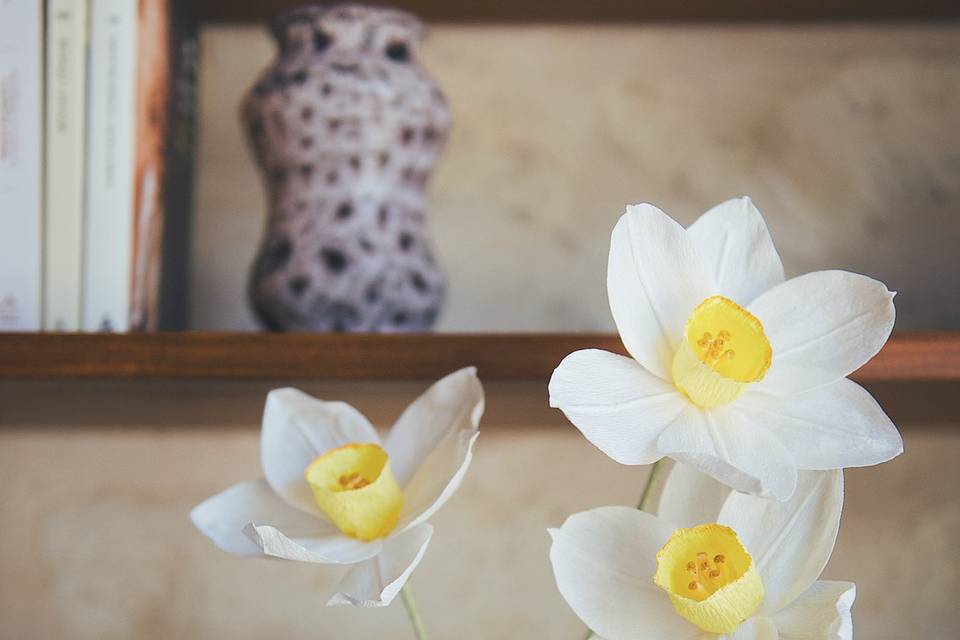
[550,464,854,640]
[190,367,483,607]
[549,198,903,500]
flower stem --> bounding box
[401,583,429,640]
[580,460,665,640]
[636,459,665,513]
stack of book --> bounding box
[0,0,196,332]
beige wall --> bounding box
[191,24,960,332]
[0,379,958,639]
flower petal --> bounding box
[190,479,331,555]
[724,616,780,640]
[608,204,716,379]
[549,349,686,465]
[687,197,785,306]
[718,471,843,615]
[242,522,383,565]
[549,506,702,640]
[656,406,798,501]
[327,523,433,607]
[261,388,381,517]
[772,581,855,640]
[384,367,484,487]
[396,429,479,532]
[737,379,902,470]
[748,271,895,394]
[655,461,731,529]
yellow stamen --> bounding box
[671,296,772,407]
[654,523,765,634]
[304,443,403,541]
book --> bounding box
[43,0,88,331]
[83,0,137,332]
[0,0,43,331]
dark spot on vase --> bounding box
[289,275,310,297]
[326,170,338,185]
[398,232,414,251]
[299,164,313,179]
[385,41,410,63]
[331,62,360,75]
[423,127,437,143]
[392,311,408,326]
[349,155,361,170]
[365,281,381,302]
[320,247,348,273]
[264,236,292,274]
[329,119,341,132]
[289,69,308,84]
[378,205,389,226]
[301,106,313,121]
[411,271,428,292]
[269,167,288,184]
[313,29,332,53]
[336,201,353,220]
[400,127,415,144]
[378,151,390,167]
[359,238,374,252]
[300,136,313,149]
[321,83,332,96]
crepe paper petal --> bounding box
[385,367,484,487]
[657,405,798,502]
[190,479,335,555]
[738,380,902,470]
[748,270,895,395]
[718,471,843,615]
[396,429,479,532]
[327,523,434,607]
[724,616,780,640]
[655,461,731,529]
[687,197,786,307]
[772,581,855,640]
[608,203,716,380]
[549,349,686,465]
[261,388,380,517]
[243,521,383,565]
[549,506,702,640]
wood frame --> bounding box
[194,0,960,24]
[1,331,958,381]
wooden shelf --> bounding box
[0,331,957,382]
[194,0,960,24]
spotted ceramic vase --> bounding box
[244,3,450,332]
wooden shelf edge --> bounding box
[193,0,960,24]
[0,331,958,382]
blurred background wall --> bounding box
[191,24,960,332]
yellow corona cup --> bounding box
[305,443,403,541]
[654,523,764,634]
[672,296,772,407]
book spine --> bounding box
[43,0,88,331]
[82,0,137,332]
[0,0,43,331]
[129,0,171,331]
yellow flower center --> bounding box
[671,296,772,407]
[304,443,403,541]
[654,523,764,634]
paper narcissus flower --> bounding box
[549,198,903,500]
[549,465,853,639]
[190,367,483,607]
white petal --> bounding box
[384,367,484,487]
[772,581,855,640]
[190,479,330,556]
[655,461,731,528]
[724,616,780,640]
[718,471,843,615]
[657,405,798,501]
[549,349,686,465]
[243,522,383,565]
[549,506,701,640]
[608,203,716,379]
[748,271,895,394]
[261,388,380,516]
[737,379,902,470]
[687,197,785,305]
[397,429,479,532]
[327,523,433,607]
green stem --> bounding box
[636,459,665,512]
[401,583,429,640]
[580,460,666,640]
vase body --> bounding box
[243,3,450,331]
